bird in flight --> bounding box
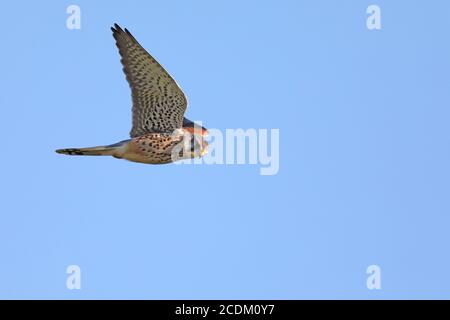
[56,24,208,164]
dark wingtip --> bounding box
[111,23,136,43]
[124,28,138,42]
[112,23,124,33]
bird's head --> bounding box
[181,118,209,158]
[182,118,208,137]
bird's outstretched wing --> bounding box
[111,24,188,137]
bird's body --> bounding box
[56,24,208,164]
[58,129,207,164]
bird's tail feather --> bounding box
[56,146,117,156]
[55,140,129,157]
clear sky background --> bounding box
[1,0,449,299]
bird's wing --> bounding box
[111,24,188,137]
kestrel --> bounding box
[56,24,208,164]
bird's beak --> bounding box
[200,140,209,156]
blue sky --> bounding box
[0,0,449,299]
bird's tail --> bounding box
[55,140,129,157]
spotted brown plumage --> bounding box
[111,24,188,137]
[56,24,208,164]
